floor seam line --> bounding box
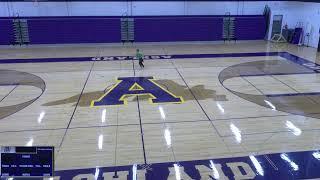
[57,61,95,151]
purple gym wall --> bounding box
[235,16,266,40]
[0,15,266,45]
[0,20,14,45]
[134,17,223,42]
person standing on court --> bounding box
[136,49,144,68]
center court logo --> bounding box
[43,78,227,107]
[91,77,184,106]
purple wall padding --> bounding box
[28,18,120,44]
[135,17,223,42]
[0,20,14,45]
[0,15,266,44]
[290,28,303,44]
[235,16,266,40]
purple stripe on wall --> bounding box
[135,17,223,42]
[28,19,120,44]
[0,20,14,45]
[0,15,265,20]
[235,17,266,40]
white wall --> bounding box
[287,2,320,48]
[0,1,273,17]
[0,2,10,17]
[0,1,290,18]
[267,1,320,48]
[68,2,128,16]
[132,2,186,15]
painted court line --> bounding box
[132,57,148,165]
[0,52,319,73]
[266,92,320,97]
[58,61,95,150]
[0,52,280,63]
